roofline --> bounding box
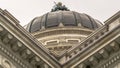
[104,11,120,24]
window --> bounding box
[45,40,58,45]
[66,39,80,43]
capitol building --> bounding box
[0,2,120,68]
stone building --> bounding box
[0,3,120,68]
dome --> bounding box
[25,6,102,33]
[24,3,103,56]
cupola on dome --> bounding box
[25,2,102,32]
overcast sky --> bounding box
[0,0,119,26]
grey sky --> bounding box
[0,0,119,26]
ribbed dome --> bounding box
[25,11,102,32]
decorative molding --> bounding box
[74,41,120,68]
[0,42,27,68]
[0,25,52,68]
[62,19,120,67]
[0,9,61,68]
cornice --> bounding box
[105,11,120,24]
[97,47,120,68]
[32,27,93,38]
[0,8,119,68]
[62,19,120,67]
[0,9,61,68]
[0,26,31,68]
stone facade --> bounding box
[0,7,119,68]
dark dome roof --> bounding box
[25,11,102,32]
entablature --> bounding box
[0,8,61,68]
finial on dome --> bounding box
[51,2,70,12]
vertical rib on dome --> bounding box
[25,11,102,32]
